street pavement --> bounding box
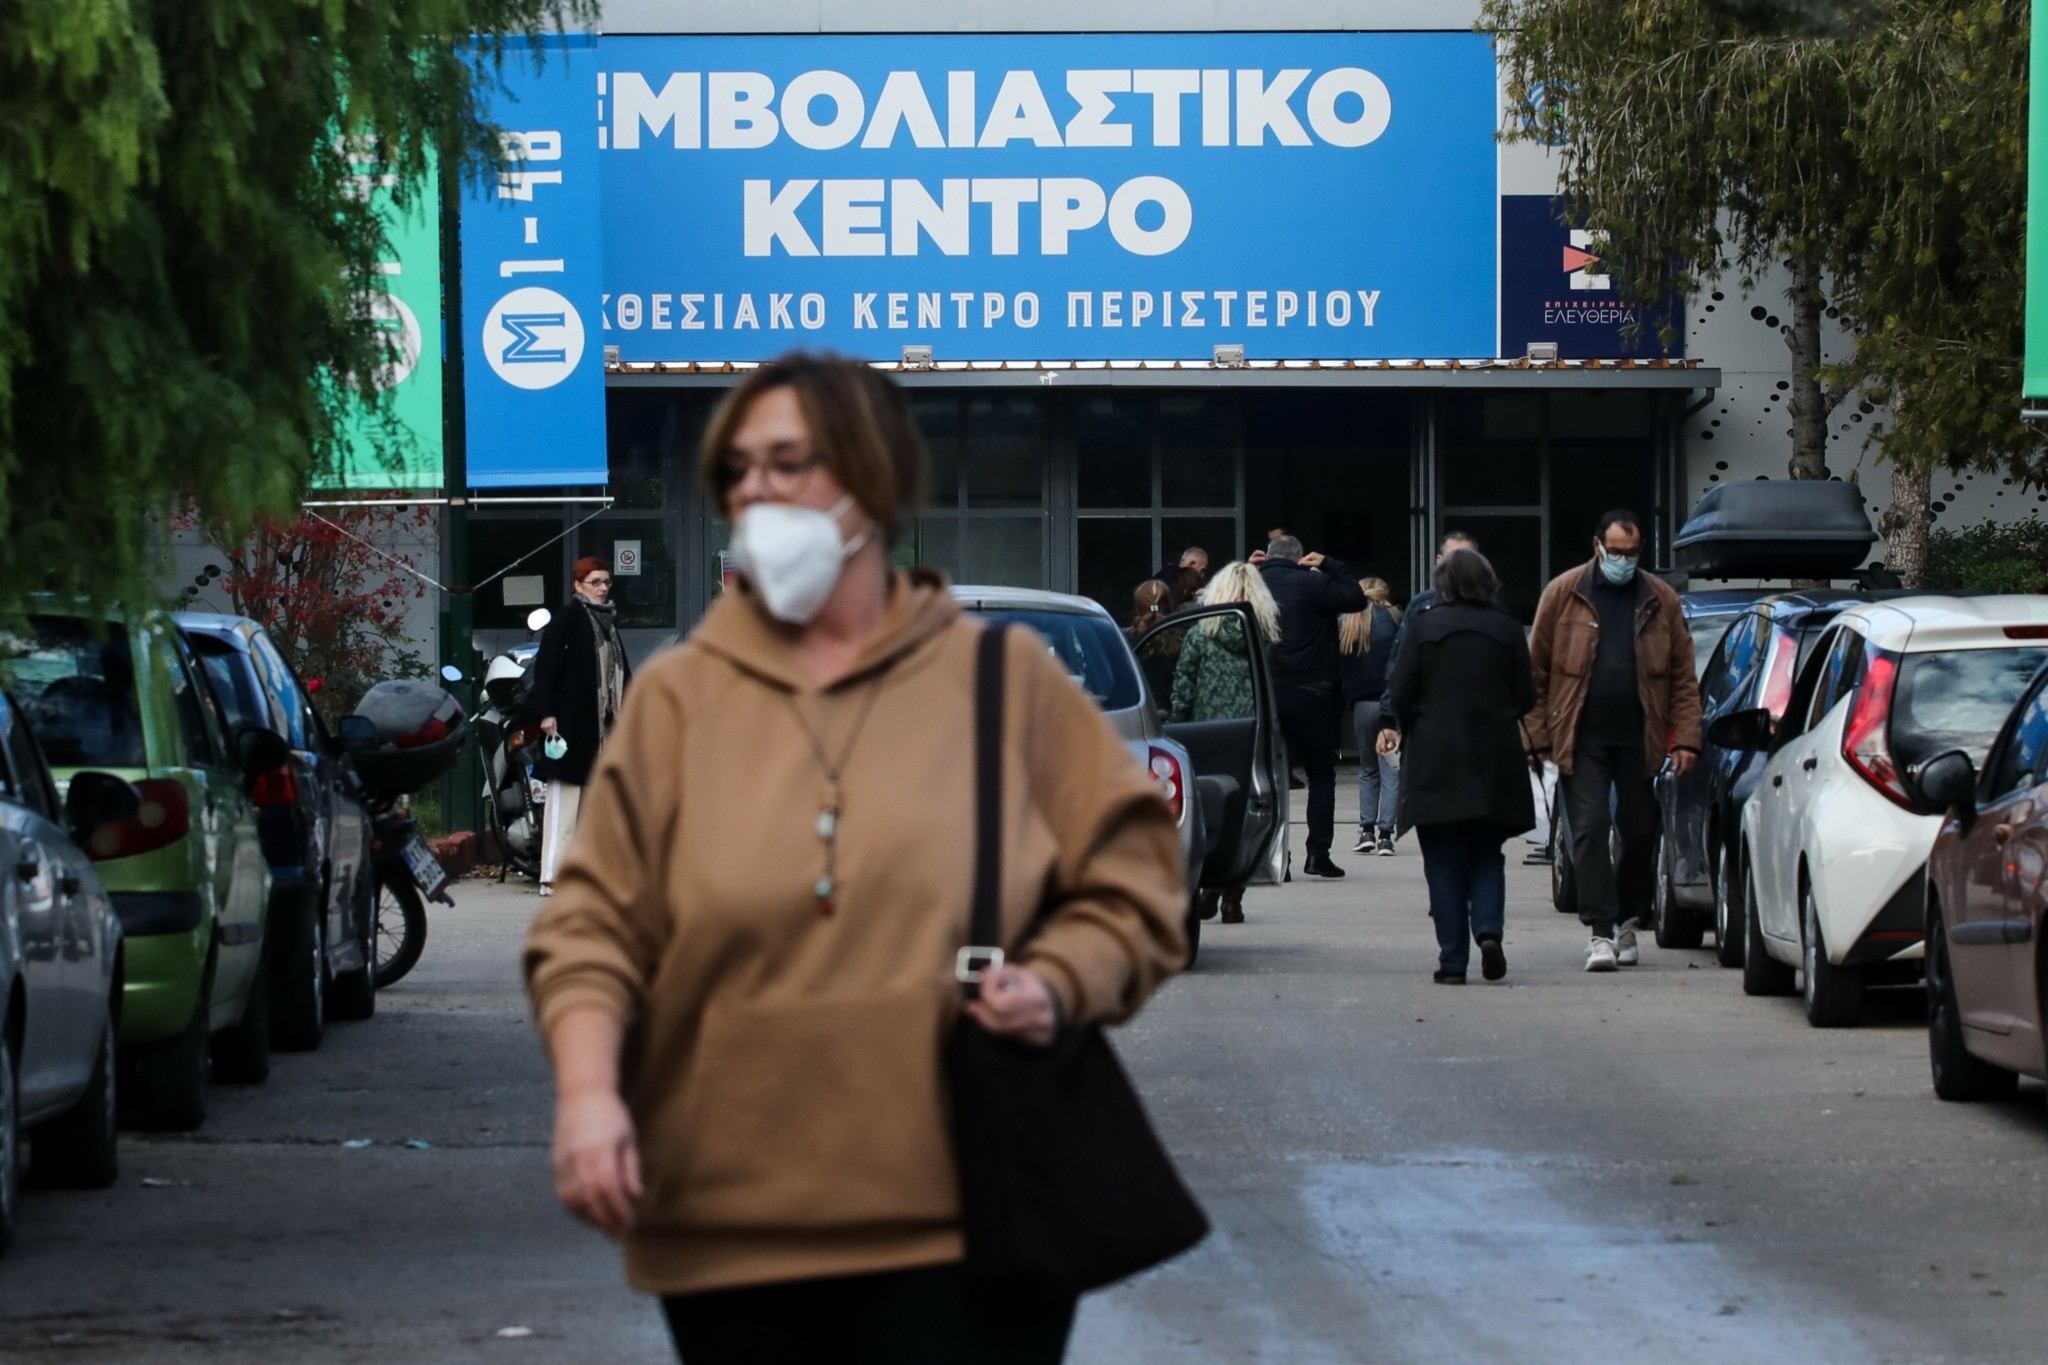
[6,781,2048,1363]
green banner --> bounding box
[327,151,444,489]
[2028,4,2048,407]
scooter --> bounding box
[344,682,469,988]
[445,607,551,881]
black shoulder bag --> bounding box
[944,622,1210,1303]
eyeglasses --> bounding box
[583,576,613,587]
[720,449,823,495]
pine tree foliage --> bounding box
[0,0,589,613]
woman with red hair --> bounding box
[531,556,632,895]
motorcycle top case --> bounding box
[1672,480,1877,579]
[349,681,467,796]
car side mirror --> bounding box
[1706,707,1773,752]
[526,607,553,633]
[235,726,293,777]
[335,715,379,754]
[1915,749,1978,820]
[64,770,141,841]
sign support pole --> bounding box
[439,147,481,843]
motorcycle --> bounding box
[444,607,552,881]
[345,681,468,988]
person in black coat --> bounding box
[531,556,633,894]
[1387,548,1536,984]
[1257,536,1368,877]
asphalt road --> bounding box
[6,793,2048,1363]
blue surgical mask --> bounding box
[1598,550,1638,586]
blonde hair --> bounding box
[1339,578,1400,655]
[1197,562,1281,644]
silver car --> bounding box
[0,689,139,1256]
[952,587,1288,962]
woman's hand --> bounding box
[552,1089,643,1240]
[1376,729,1401,757]
[540,716,560,738]
[966,965,1059,1047]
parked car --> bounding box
[950,587,1288,964]
[177,614,378,1047]
[0,691,139,1257]
[7,607,287,1130]
[1654,590,1893,960]
[1917,668,2048,1100]
[1718,596,2048,1027]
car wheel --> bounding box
[272,906,325,1052]
[327,884,377,1023]
[32,1011,118,1189]
[1652,824,1704,950]
[1927,899,2019,1101]
[1742,852,1797,997]
[212,957,272,1085]
[1802,882,1864,1028]
[1551,806,1577,914]
[133,980,210,1133]
[372,872,428,990]
[1714,838,1745,969]
[0,1029,18,1258]
[1184,897,1202,969]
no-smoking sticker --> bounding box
[614,539,643,576]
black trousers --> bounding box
[1561,740,1659,939]
[662,1262,1076,1365]
[1276,683,1341,856]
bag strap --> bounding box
[958,622,1010,998]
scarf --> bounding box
[577,595,625,742]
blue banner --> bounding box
[595,33,1497,363]
[1498,195,1681,360]
[462,34,608,487]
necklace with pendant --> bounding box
[783,676,887,916]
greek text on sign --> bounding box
[595,33,1496,362]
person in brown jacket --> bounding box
[523,353,1186,1363]
[1526,510,1702,973]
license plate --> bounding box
[402,834,448,896]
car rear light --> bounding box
[84,778,192,861]
[1760,626,1800,720]
[1842,649,1913,809]
[2005,626,2048,639]
[251,767,299,806]
[1148,746,1186,821]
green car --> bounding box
[5,607,286,1131]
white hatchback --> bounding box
[1731,597,2048,1026]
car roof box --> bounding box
[1673,480,1876,579]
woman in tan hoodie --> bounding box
[524,353,1188,1363]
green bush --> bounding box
[1923,518,2048,593]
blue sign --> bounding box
[594,33,1498,363]
[461,34,609,487]
[1498,195,1681,360]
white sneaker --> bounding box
[1615,922,1640,966]
[1585,937,1619,972]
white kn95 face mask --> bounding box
[730,494,869,625]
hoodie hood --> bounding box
[691,568,962,693]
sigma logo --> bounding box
[1565,229,1611,291]
[484,286,586,390]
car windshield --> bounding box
[1689,616,1734,679]
[4,617,148,768]
[964,608,1143,711]
[189,640,269,735]
[1892,646,2048,770]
